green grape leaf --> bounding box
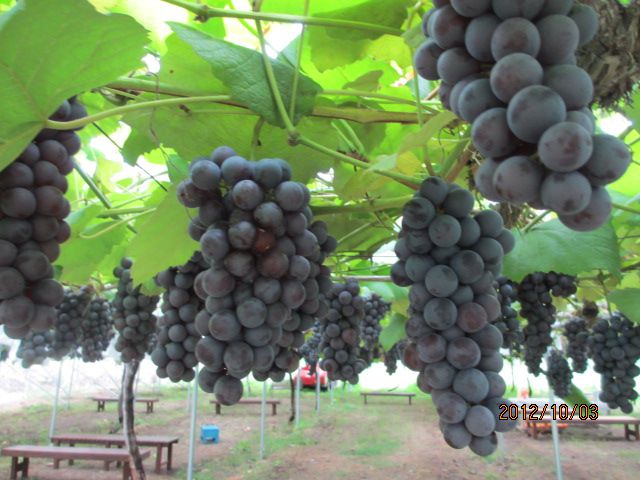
[563,384,590,407]
[0,0,149,170]
[608,289,640,324]
[379,313,407,351]
[127,185,199,286]
[503,220,621,282]
[169,22,321,127]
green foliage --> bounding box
[609,289,640,324]
[127,185,199,287]
[170,23,322,127]
[0,0,148,170]
[379,313,406,351]
[503,220,621,282]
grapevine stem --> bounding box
[161,0,403,35]
[255,19,298,135]
[97,207,155,218]
[612,202,640,215]
[312,195,412,216]
[73,162,112,208]
[106,78,422,124]
[288,0,309,120]
[347,275,393,282]
[45,95,232,131]
[296,135,422,188]
[523,210,551,233]
[323,89,439,110]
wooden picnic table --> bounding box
[91,396,159,413]
[360,392,416,405]
[210,399,281,415]
[51,433,178,473]
[1,445,150,480]
[526,415,640,441]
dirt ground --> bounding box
[0,386,638,480]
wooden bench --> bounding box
[1,445,150,480]
[526,415,640,441]
[361,392,416,405]
[211,399,281,415]
[91,397,159,413]
[51,434,178,473]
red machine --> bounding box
[294,364,328,389]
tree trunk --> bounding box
[288,372,295,423]
[578,0,640,107]
[123,360,146,480]
[109,367,127,434]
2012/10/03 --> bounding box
[498,403,599,421]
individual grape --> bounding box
[417,333,447,363]
[190,159,221,191]
[405,255,435,283]
[471,108,517,158]
[406,229,433,254]
[402,197,436,229]
[414,40,443,81]
[507,86,567,143]
[473,159,503,202]
[220,156,253,185]
[558,186,612,232]
[232,180,264,211]
[430,5,469,49]
[490,53,543,103]
[253,159,283,189]
[214,375,243,406]
[493,156,545,204]
[446,337,481,369]
[580,135,632,187]
[569,4,599,46]
[437,48,481,85]
[441,422,472,449]
[425,265,459,298]
[0,162,34,189]
[450,0,490,17]
[492,0,544,19]
[450,74,483,118]
[428,215,462,247]
[536,14,580,65]
[443,184,475,218]
[566,110,595,134]
[434,391,469,424]
[540,0,574,16]
[491,18,541,60]
[0,188,37,218]
[449,250,485,285]
[543,65,593,110]
[453,368,489,403]
[464,405,497,437]
[540,171,592,215]
[456,303,488,333]
[458,217,481,248]
[458,79,503,123]
[464,14,500,62]
[275,181,306,212]
[538,122,593,172]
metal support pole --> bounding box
[65,358,76,410]
[259,381,267,459]
[549,389,563,480]
[186,378,192,413]
[330,380,334,404]
[187,364,199,480]
[295,367,301,428]
[246,376,252,397]
[315,364,320,413]
[48,360,64,443]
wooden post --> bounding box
[123,360,146,480]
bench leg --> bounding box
[272,404,277,416]
[167,444,173,471]
[10,457,18,480]
[69,442,75,466]
[363,395,367,405]
[155,445,163,473]
[408,397,412,405]
[123,461,131,480]
[624,424,639,441]
[216,403,221,415]
[532,422,539,439]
